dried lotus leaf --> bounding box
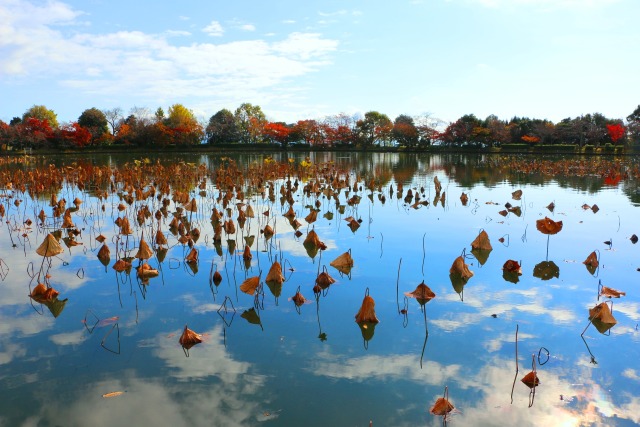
[240,276,260,295]
[36,233,64,257]
[450,256,473,279]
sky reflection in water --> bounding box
[0,152,638,427]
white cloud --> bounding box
[165,30,192,37]
[0,1,338,117]
[239,24,256,32]
[203,20,224,37]
[49,329,87,346]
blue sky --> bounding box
[1,0,639,126]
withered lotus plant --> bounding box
[179,325,202,350]
[355,289,379,324]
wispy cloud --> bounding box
[203,20,224,36]
[165,30,192,37]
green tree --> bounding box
[234,103,266,144]
[22,105,59,129]
[155,107,165,123]
[626,105,640,146]
[206,109,240,144]
[78,107,109,142]
[356,111,392,148]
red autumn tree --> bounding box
[291,119,324,146]
[56,122,92,148]
[262,122,291,146]
[606,123,626,145]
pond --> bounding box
[0,152,639,426]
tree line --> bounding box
[1,102,639,150]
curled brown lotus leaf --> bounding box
[291,291,307,306]
[262,224,274,238]
[589,302,617,325]
[460,192,468,206]
[521,371,540,389]
[546,202,555,212]
[347,218,360,232]
[283,206,295,218]
[245,205,255,218]
[117,203,126,212]
[183,198,197,213]
[242,245,252,261]
[95,233,107,243]
[36,233,64,257]
[135,238,153,260]
[240,276,260,295]
[305,210,317,224]
[355,294,379,324]
[29,283,59,302]
[38,209,46,223]
[430,397,454,416]
[179,325,202,350]
[316,271,336,289]
[137,262,159,278]
[266,261,284,285]
[591,204,599,213]
[512,189,523,200]
[434,176,442,194]
[210,208,222,221]
[498,209,508,217]
[97,244,110,261]
[212,270,222,286]
[224,219,236,235]
[600,286,625,298]
[583,251,598,268]
[73,197,82,206]
[450,256,474,280]
[536,217,563,235]
[61,209,75,228]
[502,260,522,274]
[185,247,198,264]
[404,281,436,303]
[329,250,353,270]
[119,217,133,235]
[303,229,324,248]
[190,228,200,242]
[471,230,492,251]
[112,259,132,273]
[155,229,168,246]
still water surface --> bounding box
[0,152,639,426]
